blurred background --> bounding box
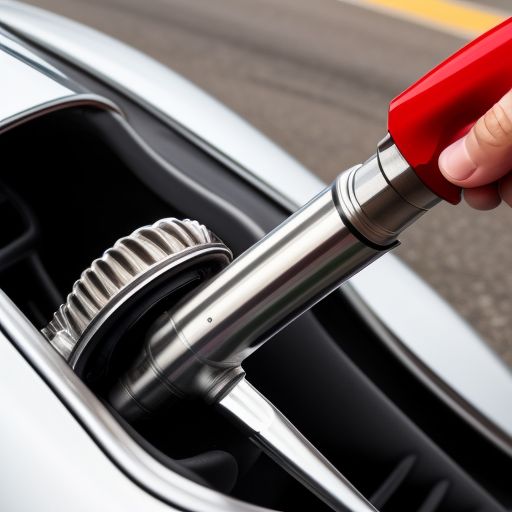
[27,0,512,366]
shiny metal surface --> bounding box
[0,330,179,512]
[0,29,67,81]
[163,186,378,365]
[0,0,324,209]
[110,139,436,416]
[218,379,378,512]
[377,135,439,210]
[113,139,438,416]
[0,92,120,135]
[106,139,437,511]
[111,186,384,415]
[43,218,230,362]
[0,291,274,512]
[335,138,439,247]
[0,26,120,131]
[0,41,72,124]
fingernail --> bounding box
[439,137,476,181]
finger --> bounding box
[463,184,501,210]
[499,172,512,207]
[439,90,512,188]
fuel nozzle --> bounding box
[108,134,437,417]
[44,17,512,512]
[109,17,512,416]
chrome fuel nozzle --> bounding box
[108,135,438,417]
[44,137,433,512]
[42,19,512,511]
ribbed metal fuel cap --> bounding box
[43,218,232,376]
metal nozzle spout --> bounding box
[112,135,438,417]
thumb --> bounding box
[438,90,512,188]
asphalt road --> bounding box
[26,0,512,366]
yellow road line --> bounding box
[336,0,508,38]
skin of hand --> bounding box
[438,90,512,210]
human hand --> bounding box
[438,90,512,209]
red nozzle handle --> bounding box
[388,17,512,204]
